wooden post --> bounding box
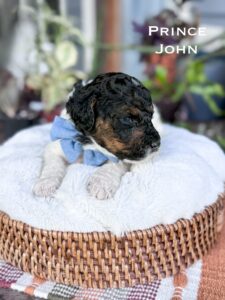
[101,0,121,72]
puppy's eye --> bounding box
[119,116,137,127]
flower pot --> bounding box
[181,93,225,122]
[180,54,225,122]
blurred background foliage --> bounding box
[24,0,86,112]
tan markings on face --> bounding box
[94,118,127,153]
[131,129,144,140]
[127,107,140,116]
[127,129,144,151]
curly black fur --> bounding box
[66,72,160,161]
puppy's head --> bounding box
[66,72,160,162]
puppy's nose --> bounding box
[151,140,160,150]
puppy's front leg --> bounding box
[33,140,68,197]
[87,162,129,200]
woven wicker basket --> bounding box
[0,194,224,289]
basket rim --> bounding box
[0,192,224,239]
[0,192,224,288]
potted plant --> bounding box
[0,1,86,142]
[143,56,225,122]
[24,1,86,121]
[178,52,225,122]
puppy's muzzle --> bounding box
[150,140,160,152]
[123,139,160,164]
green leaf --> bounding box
[42,84,62,111]
[189,84,225,115]
[26,75,43,89]
[63,75,77,89]
[210,83,225,97]
[204,94,225,116]
[217,136,225,149]
[186,61,206,84]
[189,85,205,96]
[55,41,78,69]
[142,79,153,90]
[172,82,186,102]
[44,14,85,43]
[155,66,168,85]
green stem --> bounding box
[86,31,225,57]
[88,42,159,53]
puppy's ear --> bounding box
[66,81,96,132]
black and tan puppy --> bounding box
[33,72,162,199]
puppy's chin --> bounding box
[123,148,159,165]
[83,137,160,165]
[83,137,118,160]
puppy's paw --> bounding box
[87,174,119,200]
[33,177,61,197]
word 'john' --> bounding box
[156,44,198,54]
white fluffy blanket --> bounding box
[0,124,224,236]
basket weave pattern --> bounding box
[0,195,224,288]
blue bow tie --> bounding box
[50,116,118,166]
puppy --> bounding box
[33,72,162,200]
